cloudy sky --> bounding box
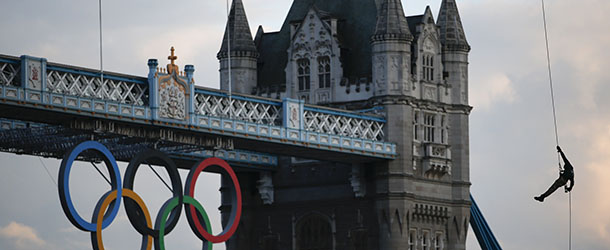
[1,0,610,249]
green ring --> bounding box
[156,196,213,250]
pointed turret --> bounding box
[217,0,258,94]
[437,0,470,52]
[218,0,258,58]
[371,0,412,97]
[372,0,412,41]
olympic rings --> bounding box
[185,158,242,243]
[59,141,122,232]
[92,189,153,250]
[123,149,183,237]
[58,141,242,250]
[156,196,212,250]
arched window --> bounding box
[317,56,331,88]
[296,214,332,250]
[423,54,434,82]
[298,59,311,91]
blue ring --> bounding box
[58,141,122,232]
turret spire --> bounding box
[372,0,412,41]
[437,0,470,51]
[218,0,258,59]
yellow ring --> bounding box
[94,189,153,250]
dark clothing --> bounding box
[535,149,574,202]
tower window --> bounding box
[414,112,420,141]
[318,56,331,88]
[408,229,417,250]
[423,54,434,82]
[424,113,436,142]
[422,231,430,250]
[441,115,447,144]
[435,232,444,250]
[298,59,311,91]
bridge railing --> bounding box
[303,106,385,141]
[0,56,20,87]
[0,54,396,158]
[46,63,148,106]
[194,89,282,126]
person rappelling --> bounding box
[534,146,574,202]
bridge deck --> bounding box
[0,54,396,166]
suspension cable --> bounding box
[90,162,111,186]
[147,163,173,192]
[37,157,57,186]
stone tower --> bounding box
[437,0,471,248]
[219,0,472,249]
[218,0,258,94]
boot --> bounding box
[534,196,544,202]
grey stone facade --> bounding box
[218,0,471,249]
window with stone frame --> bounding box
[422,230,430,250]
[414,112,421,141]
[408,229,417,250]
[440,115,447,144]
[296,214,332,250]
[318,56,331,88]
[424,113,436,142]
[423,54,434,82]
[434,232,444,250]
[298,59,311,91]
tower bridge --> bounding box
[0,53,395,169]
[0,0,503,249]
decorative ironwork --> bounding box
[195,92,282,125]
[46,68,148,105]
[303,109,385,141]
[0,61,20,86]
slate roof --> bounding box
[373,0,412,41]
[218,0,258,58]
[437,0,470,51]
[255,0,378,87]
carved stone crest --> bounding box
[159,78,186,120]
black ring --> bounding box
[123,149,183,237]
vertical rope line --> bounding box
[541,0,561,168]
[226,0,233,118]
[98,0,104,86]
[542,2,571,250]
[568,191,572,250]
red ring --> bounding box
[187,157,241,243]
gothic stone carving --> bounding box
[159,78,186,120]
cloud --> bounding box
[0,222,46,249]
[470,72,517,111]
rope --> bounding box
[226,0,233,118]
[568,192,572,250]
[541,1,571,249]
[98,0,104,86]
[541,0,562,171]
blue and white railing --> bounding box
[0,54,396,158]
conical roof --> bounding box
[218,0,258,58]
[372,0,413,41]
[437,0,470,52]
